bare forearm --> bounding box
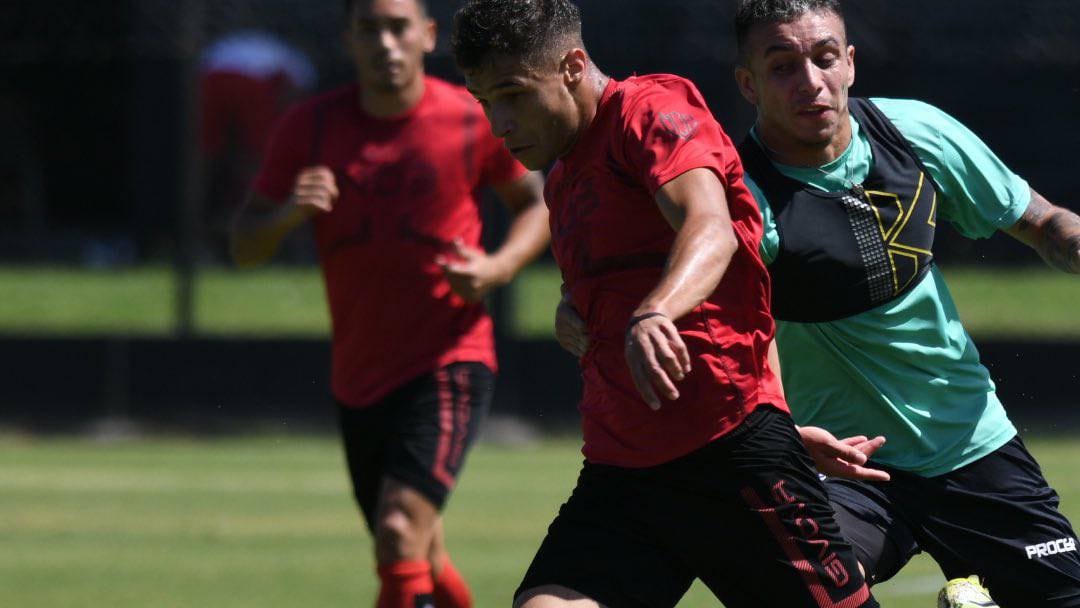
[635,212,737,319]
[489,202,551,281]
[230,203,311,268]
[1040,210,1080,273]
[1007,191,1080,274]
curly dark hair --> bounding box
[734,0,845,63]
[451,0,584,70]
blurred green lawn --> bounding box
[5,434,1078,607]
[0,263,1077,338]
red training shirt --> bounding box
[253,76,528,407]
[546,74,787,467]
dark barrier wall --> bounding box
[2,337,1077,433]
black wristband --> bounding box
[625,312,667,335]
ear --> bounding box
[734,65,758,106]
[422,17,437,54]
[562,48,588,87]
[846,44,856,88]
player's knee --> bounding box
[375,508,428,561]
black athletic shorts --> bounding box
[516,406,878,608]
[337,362,493,531]
[825,435,1080,607]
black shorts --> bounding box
[516,406,878,608]
[337,362,493,531]
[825,435,1080,607]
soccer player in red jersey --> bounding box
[453,1,879,606]
[230,1,549,607]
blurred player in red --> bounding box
[453,1,878,606]
[230,1,549,606]
[200,31,315,257]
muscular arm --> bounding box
[229,192,316,267]
[489,171,551,280]
[438,171,549,301]
[634,168,738,319]
[229,166,336,268]
[1004,189,1080,274]
[624,167,738,409]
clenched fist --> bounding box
[291,166,339,214]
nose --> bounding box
[376,28,395,51]
[795,59,824,96]
[488,105,516,139]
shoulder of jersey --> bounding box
[622,73,701,103]
[425,76,481,113]
[282,83,356,120]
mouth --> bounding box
[798,104,834,118]
[373,60,403,75]
[508,144,533,155]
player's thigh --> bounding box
[682,407,878,608]
[515,463,695,608]
[338,399,393,532]
[386,362,494,510]
[894,436,1080,607]
[825,477,921,585]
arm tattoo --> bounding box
[1012,198,1049,236]
[1043,209,1080,274]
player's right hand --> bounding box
[291,166,338,214]
[625,313,691,410]
[554,294,589,358]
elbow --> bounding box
[715,225,739,266]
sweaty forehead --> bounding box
[464,54,538,93]
[748,10,846,57]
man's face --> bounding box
[347,0,435,93]
[735,10,855,149]
[464,54,580,170]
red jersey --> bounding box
[546,75,787,467]
[253,76,528,407]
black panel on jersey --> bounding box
[739,98,941,323]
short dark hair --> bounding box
[344,0,428,18]
[452,0,584,70]
[734,0,845,63]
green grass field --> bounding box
[3,433,1079,607]
[1,263,1078,339]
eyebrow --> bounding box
[763,36,842,58]
[467,79,526,97]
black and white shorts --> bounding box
[826,435,1080,607]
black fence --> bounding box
[3,336,1078,434]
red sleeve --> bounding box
[250,102,314,202]
[477,125,529,187]
[619,80,738,196]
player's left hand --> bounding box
[798,426,891,482]
[437,239,511,302]
[625,313,692,410]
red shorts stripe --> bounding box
[740,484,871,608]
[450,367,472,469]
[432,369,456,489]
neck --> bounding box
[358,74,426,118]
[756,110,852,167]
[561,68,610,158]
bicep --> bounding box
[654,168,732,232]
